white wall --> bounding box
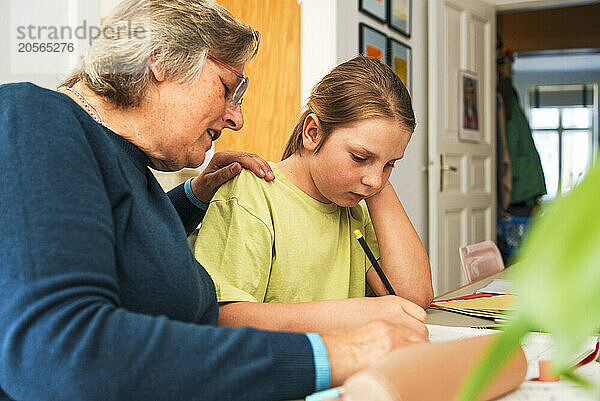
[0,0,100,88]
[300,0,338,105]
[301,0,429,249]
[101,0,122,17]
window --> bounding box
[527,85,597,199]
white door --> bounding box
[428,0,496,295]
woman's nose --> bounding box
[223,103,244,131]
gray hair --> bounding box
[61,0,261,108]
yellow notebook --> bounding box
[430,293,516,320]
[432,294,516,311]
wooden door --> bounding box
[216,0,301,162]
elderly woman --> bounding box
[0,1,427,400]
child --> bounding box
[194,56,433,334]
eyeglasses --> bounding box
[207,55,249,106]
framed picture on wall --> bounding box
[459,71,481,142]
[387,37,411,92]
[388,0,411,37]
[359,0,388,24]
[359,23,388,63]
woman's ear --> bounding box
[149,54,165,82]
[302,113,321,152]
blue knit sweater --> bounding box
[0,83,315,401]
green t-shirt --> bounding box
[194,163,380,303]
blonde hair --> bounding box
[282,55,415,160]
[61,0,260,108]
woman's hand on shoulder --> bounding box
[191,150,275,203]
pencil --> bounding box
[353,229,396,296]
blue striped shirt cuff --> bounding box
[184,178,209,210]
[305,333,330,391]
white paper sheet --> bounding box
[476,278,517,295]
[498,363,600,401]
[426,325,599,381]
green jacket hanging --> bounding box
[504,88,547,205]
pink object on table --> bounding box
[459,240,505,284]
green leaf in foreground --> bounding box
[458,161,600,401]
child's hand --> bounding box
[355,296,427,336]
[371,295,427,322]
[324,296,427,338]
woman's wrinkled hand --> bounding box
[322,318,429,387]
[190,150,274,203]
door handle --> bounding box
[441,164,458,172]
[440,155,457,191]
